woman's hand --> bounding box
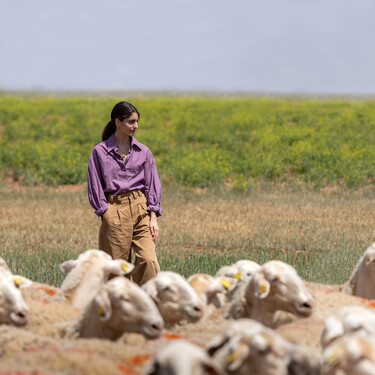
[149,211,159,243]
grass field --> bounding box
[1,95,375,189]
[1,182,374,286]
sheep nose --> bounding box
[151,322,163,332]
[10,309,29,326]
[298,300,314,316]
[193,305,204,316]
[17,310,28,319]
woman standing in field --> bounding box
[87,101,161,285]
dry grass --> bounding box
[0,182,374,285]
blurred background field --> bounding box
[1,95,374,189]
[0,95,374,286]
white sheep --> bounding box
[0,272,30,327]
[343,242,375,299]
[187,273,234,312]
[322,333,375,375]
[53,249,134,310]
[207,319,321,375]
[144,339,226,375]
[226,260,314,327]
[66,276,164,340]
[215,260,261,304]
[142,271,205,327]
[321,305,375,349]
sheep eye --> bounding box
[270,277,278,283]
[162,286,171,292]
[258,347,271,356]
[120,296,130,302]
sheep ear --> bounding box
[324,346,344,369]
[251,332,270,353]
[104,260,135,276]
[320,317,344,347]
[95,290,112,322]
[253,273,270,299]
[225,342,249,371]
[205,278,231,298]
[206,334,229,356]
[365,252,375,265]
[59,260,77,274]
[12,275,33,289]
[142,279,161,305]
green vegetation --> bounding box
[0,95,374,189]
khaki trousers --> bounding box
[99,190,160,285]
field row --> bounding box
[0,95,374,188]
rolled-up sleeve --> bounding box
[87,148,108,216]
[144,149,162,216]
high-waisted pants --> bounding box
[99,190,160,285]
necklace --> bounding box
[117,145,129,160]
[118,147,129,160]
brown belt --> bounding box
[106,190,143,204]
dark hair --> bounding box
[101,101,140,141]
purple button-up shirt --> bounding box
[87,134,162,217]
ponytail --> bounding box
[102,120,116,141]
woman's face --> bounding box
[115,112,139,138]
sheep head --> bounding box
[246,261,314,318]
[143,271,205,326]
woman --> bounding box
[87,101,161,285]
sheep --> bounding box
[66,276,164,340]
[144,339,226,375]
[0,272,30,327]
[207,319,321,375]
[226,260,314,327]
[142,271,205,327]
[187,273,235,315]
[53,249,135,310]
[342,242,375,299]
[320,305,375,348]
[322,333,375,375]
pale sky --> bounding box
[1,0,375,94]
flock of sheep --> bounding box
[1,242,375,374]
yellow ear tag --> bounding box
[258,284,267,295]
[121,263,128,272]
[233,272,242,281]
[13,276,23,286]
[225,352,238,364]
[221,279,231,290]
[97,305,105,317]
[326,349,341,364]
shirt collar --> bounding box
[106,134,142,153]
